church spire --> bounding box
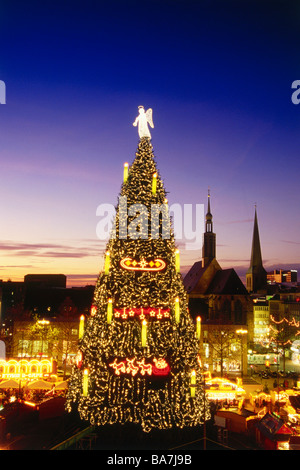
[202,189,216,267]
[246,205,267,293]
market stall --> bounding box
[204,376,246,407]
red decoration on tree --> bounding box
[108,357,170,377]
[90,305,97,316]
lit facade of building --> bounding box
[11,318,81,369]
[253,298,269,346]
[0,357,54,380]
[267,269,298,284]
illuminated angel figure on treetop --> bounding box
[133,106,154,139]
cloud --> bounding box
[0,265,34,270]
[218,219,252,225]
[281,240,300,245]
[0,240,106,259]
[66,273,98,287]
[218,259,250,264]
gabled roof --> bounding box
[206,269,248,295]
[183,261,208,293]
[256,412,292,441]
[183,261,247,296]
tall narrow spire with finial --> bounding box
[202,188,216,267]
[246,205,267,293]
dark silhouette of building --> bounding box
[0,275,94,322]
[202,189,216,268]
[24,274,67,289]
[246,207,267,294]
[0,280,25,323]
[23,283,94,318]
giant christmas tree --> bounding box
[66,107,210,433]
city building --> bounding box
[269,292,300,366]
[0,274,94,365]
[0,280,25,324]
[12,317,82,373]
[253,297,270,347]
[267,269,298,285]
[24,274,67,289]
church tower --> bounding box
[246,206,267,293]
[202,189,216,267]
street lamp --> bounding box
[236,329,248,377]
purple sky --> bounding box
[0,0,300,286]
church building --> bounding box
[183,191,253,342]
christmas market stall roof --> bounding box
[0,379,19,388]
[289,394,300,412]
[27,380,53,390]
[55,381,68,390]
[255,412,292,443]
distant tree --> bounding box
[206,325,238,377]
[27,317,60,358]
[269,312,300,373]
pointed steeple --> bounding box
[250,205,263,268]
[202,189,216,267]
[246,205,267,293]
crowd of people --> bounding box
[0,381,68,408]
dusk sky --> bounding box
[1,0,300,287]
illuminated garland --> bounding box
[120,257,167,272]
[270,315,300,327]
[113,306,170,320]
[260,315,300,347]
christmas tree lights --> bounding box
[196,316,201,340]
[78,315,85,339]
[66,131,210,432]
[175,249,180,273]
[123,162,129,183]
[107,299,113,324]
[152,172,157,195]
